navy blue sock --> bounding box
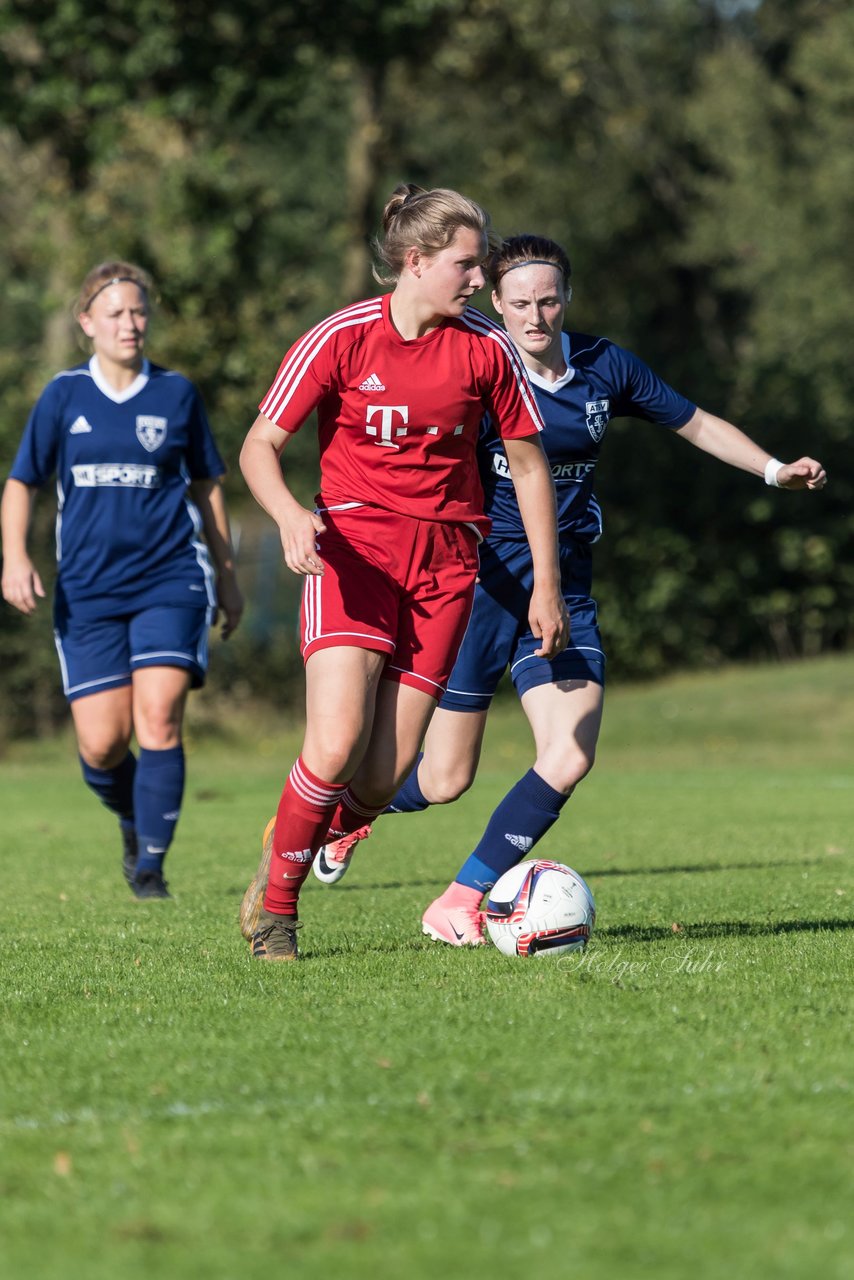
[456,768,569,894]
[133,745,186,876]
[80,752,136,827]
[385,753,430,814]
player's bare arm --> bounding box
[0,478,45,615]
[239,413,327,576]
[189,477,244,638]
[503,434,569,660]
[676,409,827,491]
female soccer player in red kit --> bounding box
[238,184,569,959]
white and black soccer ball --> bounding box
[485,859,596,958]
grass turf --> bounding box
[0,655,851,1279]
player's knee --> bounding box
[134,710,183,750]
[538,744,596,794]
[577,744,597,782]
[79,739,132,771]
[309,742,365,786]
[422,762,476,805]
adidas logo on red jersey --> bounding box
[359,372,386,392]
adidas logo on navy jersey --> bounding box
[505,834,534,852]
[69,415,93,434]
[359,372,386,392]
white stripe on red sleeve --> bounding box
[260,299,383,423]
[461,307,544,432]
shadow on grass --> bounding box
[258,916,854,962]
[598,917,854,944]
[226,877,449,897]
[242,856,823,899]
[303,937,434,960]
[585,857,833,879]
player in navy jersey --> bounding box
[1,260,243,898]
[311,234,827,945]
[238,189,569,960]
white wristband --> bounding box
[764,458,784,487]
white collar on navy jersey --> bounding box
[89,355,151,403]
[520,331,575,394]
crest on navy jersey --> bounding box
[585,399,610,442]
[135,415,167,452]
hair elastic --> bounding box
[499,259,567,275]
[82,276,146,311]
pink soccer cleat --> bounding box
[421,898,487,947]
[312,825,373,885]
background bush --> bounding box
[1,0,851,737]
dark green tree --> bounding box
[0,0,850,739]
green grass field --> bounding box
[1,656,851,1280]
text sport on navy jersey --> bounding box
[9,356,225,613]
[478,333,696,542]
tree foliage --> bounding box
[0,0,850,737]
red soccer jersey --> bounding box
[259,294,543,534]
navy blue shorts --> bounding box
[53,600,212,702]
[440,537,605,712]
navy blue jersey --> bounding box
[478,332,696,542]
[9,357,225,612]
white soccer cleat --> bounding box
[312,825,373,885]
[421,899,487,947]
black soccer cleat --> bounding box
[121,827,139,887]
[131,869,171,900]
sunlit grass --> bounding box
[1,655,852,1279]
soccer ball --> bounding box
[485,859,596,958]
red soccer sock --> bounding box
[263,758,349,916]
[325,787,388,837]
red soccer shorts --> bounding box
[300,505,480,698]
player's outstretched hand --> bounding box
[1,555,45,615]
[530,587,570,660]
[279,508,327,576]
[778,458,827,491]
